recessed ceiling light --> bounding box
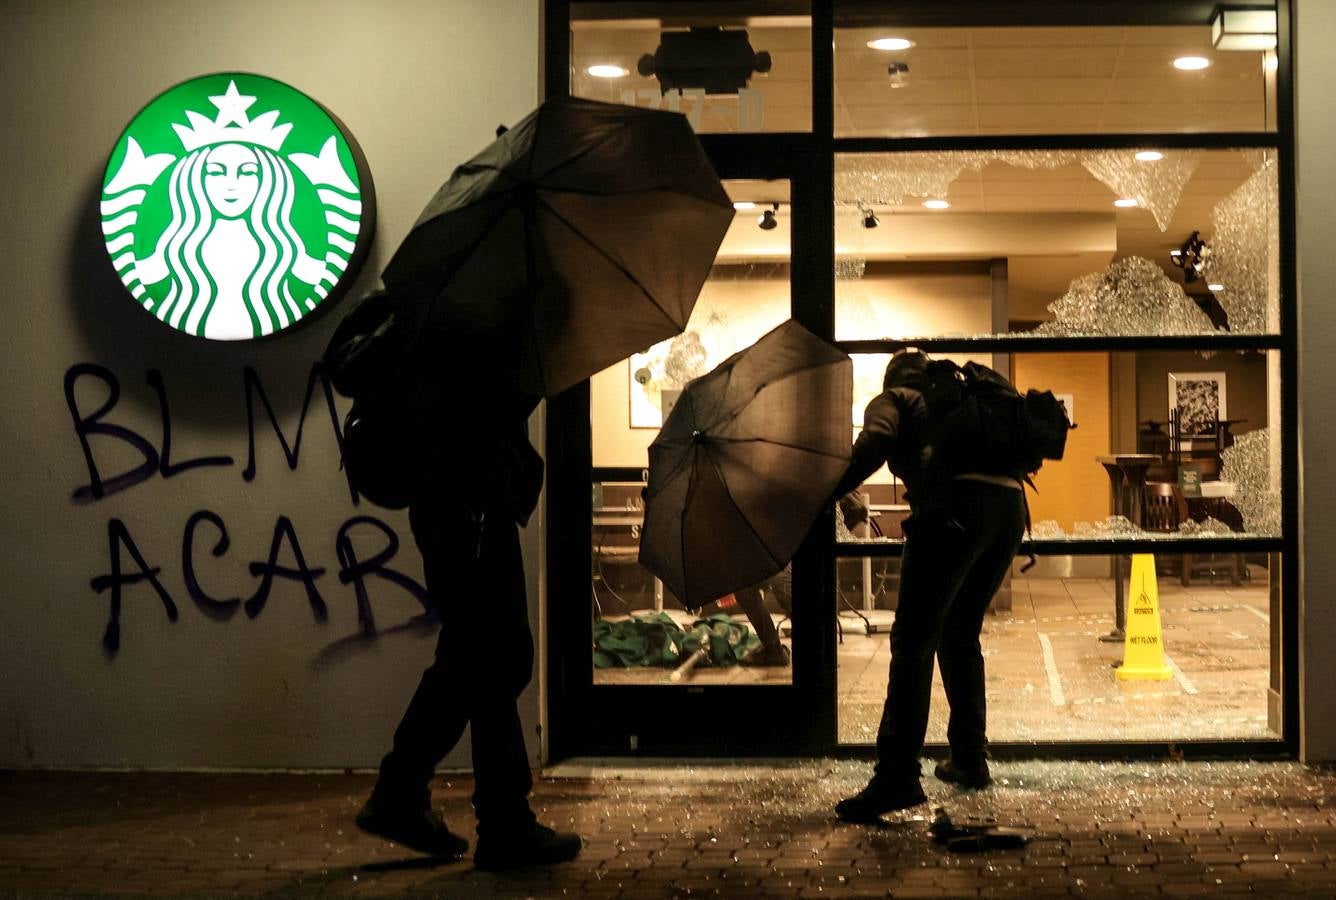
[1208,282,1226,292]
[1135,151,1164,162]
[1114,198,1139,208]
[1173,56,1211,71]
[922,199,950,210]
[732,201,757,211]
[586,64,629,78]
[867,37,915,51]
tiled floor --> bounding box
[591,570,1276,746]
[839,570,1275,745]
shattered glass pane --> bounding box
[1177,516,1233,535]
[1033,256,1218,336]
[1093,515,1140,536]
[835,149,1277,338]
[1081,150,1201,232]
[835,150,1199,232]
[1206,151,1280,334]
[1220,427,1282,536]
[835,257,866,281]
[1029,520,1066,539]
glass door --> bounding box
[546,3,830,758]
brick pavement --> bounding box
[2,759,1336,898]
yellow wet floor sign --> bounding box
[1116,553,1173,681]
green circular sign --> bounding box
[101,73,374,340]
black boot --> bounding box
[834,777,927,822]
[355,789,468,858]
[473,822,582,870]
[934,758,992,789]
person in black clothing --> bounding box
[831,351,1027,821]
[356,380,581,869]
[734,567,792,667]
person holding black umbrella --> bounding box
[831,350,1028,822]
[353,345,582,868]
[349,95,733,866]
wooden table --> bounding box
[1095,454,1161,642]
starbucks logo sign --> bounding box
[101,73,374,340]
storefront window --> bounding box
[571,5,812,133]
[837,551,1281,744]
[550,0,1292,758]
[842,349,1282,543]
[589,180,794,686]
[835,149,1281,340]
[834,19,1278,138]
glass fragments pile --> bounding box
[1033,256,1218,336]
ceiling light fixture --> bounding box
[758,203,779,231]
[586,64,629,78]
[639,27,772,95]
[732,201,757,211]
[922,198,949,210]
[1173,56,1212,71]
[1135,150,1164,162]
[1211,8,1278,51]
[862,208,879,229]
[1114,198,1139,208]
[1208,282,1226,292]
[867,37,915,51]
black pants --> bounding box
[375,501,535,834]
[874,481,1026,782]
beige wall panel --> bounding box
[1013,353,1113,531]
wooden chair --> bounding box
[1143,481,1243,586]
[1143,480,1188,535]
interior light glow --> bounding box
[1212,8,1278,51]
[1135,151,1164,162]
[1208,282,1226,292]
[922,199,950,209]
[1114,198,1139,208]
[587,64,629,78]
[1173,56,1212,71]
[867,37,915,51]
[732,201,757,211]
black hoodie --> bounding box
[832,351,933,505]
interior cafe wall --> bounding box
[0,0,540,769]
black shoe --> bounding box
[834,778,927,822]
[741,644,791,667]
[356,794,469,858]
[473,822,583,871]
[933,759,992,790]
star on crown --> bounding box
[171,80,293,153]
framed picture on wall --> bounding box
[1167,371,1227,437]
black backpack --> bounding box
[919,359,1073,483]
[322,290,420,510]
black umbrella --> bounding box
[639,321,853,610]
[381,96,734,399]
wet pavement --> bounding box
[3,758,1336,897]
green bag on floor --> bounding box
[592,613,760,669]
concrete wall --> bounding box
[1295,0,1336,762]
[0,0,540,769]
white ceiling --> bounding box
[572,17,1276,319]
